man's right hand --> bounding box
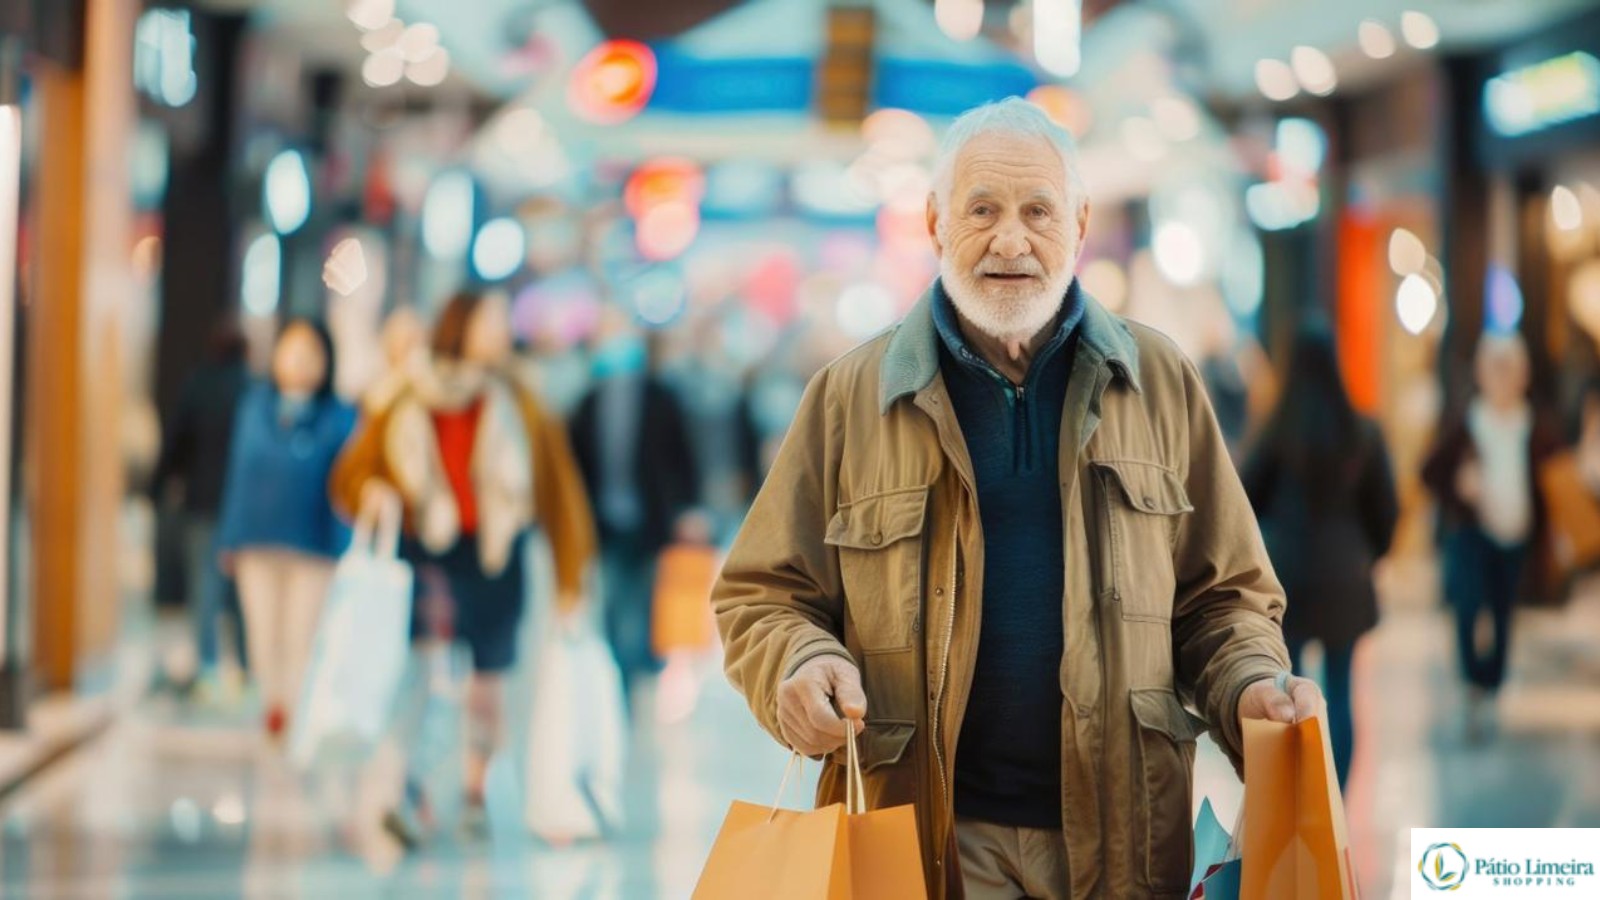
[777,655,867,757]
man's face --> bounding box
[1476,339,1530,409]
[928,131,1087,343]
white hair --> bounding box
[931,97,1088,216]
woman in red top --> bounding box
[332,290,596,836]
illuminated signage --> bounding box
[1484,51,1600,137]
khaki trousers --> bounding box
[956,817,1072,900]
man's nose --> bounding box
[989,222,1030,259]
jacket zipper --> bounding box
[931,517,958,812]
[1016,385,1029,470]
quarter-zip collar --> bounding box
[930,279,1083,389]
[931,281,1082,473]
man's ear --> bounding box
[926,193,943,257]
[1076,200,1090,246]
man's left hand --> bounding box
[1237,673,1324,725]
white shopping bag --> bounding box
[290,490,414,769]
[524,610,628,841]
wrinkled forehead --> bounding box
[950,132,1068,201]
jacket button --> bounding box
[935,586,945,597]
[1143,496,1156,509]
[871,532,884,546]
[1077,706,1094,719]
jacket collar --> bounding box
[880,278,1141,413]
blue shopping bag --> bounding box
[290,491,414,769]
[1193,859,1242,900]
[1192,798,1233,896]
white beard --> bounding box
[940,255,1075,345]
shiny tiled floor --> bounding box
[3,566,1599,899]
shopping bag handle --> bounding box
[844,724,867,816]
[767,751,806,823]
[766,721,869,823]
[354,482,404,561]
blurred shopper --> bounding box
[216,319,356,738]
[1241,328,1398,787]
[570,315,701,691]
[331,289,596,835]
[152,319,252,699]
[713,99,1312,899]
[363,307,426,413]
[1423,333,1560,712]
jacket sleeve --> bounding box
[526,392,598,605]
[1170,357,1291,775]
[328,405,393,523]
[712,368,851,748]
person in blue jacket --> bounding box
[216,318,355,739]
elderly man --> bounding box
[713,98,1318,900]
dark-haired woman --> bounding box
[217,318,357,738]
[331,290,596,831]
[1241,328,1399,788]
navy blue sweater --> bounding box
[934,280,1083,829]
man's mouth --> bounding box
[981,273,1035,282]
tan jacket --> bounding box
[713,288,1290,899]
[330,370,596,605]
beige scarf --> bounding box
[385,358,534,575]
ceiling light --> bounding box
[1291,46,1337,96]
[1388,227,1427,276]
[362,49,404,87]
[263,150,311,235]
[1358,20,1396,59]
[346,0,394,32]
[398,23,440,64]
[472,218,527,282]
[407,49,450,87]
[1153,221,1205,286]
[1396,273,1438,334]
[1401,11,1439,50]
[1034,0,1083,78]
[934,0,983,42]
[360,19,404,53]
[1255,59,1299,102]
[1552,184,1583,231]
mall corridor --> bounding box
[3,0,1600,898]
[2,569,1598,899]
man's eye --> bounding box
[971,205,993,216]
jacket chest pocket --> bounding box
[825,486,929,653]
[1091,460,1192,623]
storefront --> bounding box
[1474,6,1600,427]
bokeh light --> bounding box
[568,40,658,125]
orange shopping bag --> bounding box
[693,728,927,899]
[651,543,719,657]
[1538,451,1600,573]
[1240,717,1360,900]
